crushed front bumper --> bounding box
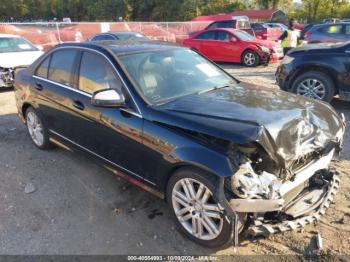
[224,147,341,238]
[248,171,339,236]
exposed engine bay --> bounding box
[0,67,14,88]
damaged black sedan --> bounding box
[14,41,345,248]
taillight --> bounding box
[304,32,312,38]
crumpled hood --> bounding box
[0,51,44,68]
[154,85,345,168]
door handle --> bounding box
[72,100,85,110]
[35,82,43,91]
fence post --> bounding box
[56,22,61,43]
[166,22,169,42]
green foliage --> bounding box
[0,0,248,22]
[288,0,350,22]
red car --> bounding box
[183,28,283,67]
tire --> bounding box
[25,107,51,149]
[242,50,260,67]
[291,71,335,103]
[166,167,246,248]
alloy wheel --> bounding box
[26,111,44,147]
[244,52,256,66]
[296,78,326,100]
[172,178,223,240]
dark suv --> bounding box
[303,23,350,44]
[276,42,350,102]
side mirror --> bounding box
[230,37,238,42]
[91,89,125,107]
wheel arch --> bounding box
[159,146,235,199]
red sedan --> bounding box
[183,28,283,67]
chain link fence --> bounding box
[0,22,211,51]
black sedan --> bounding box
[14,41,345,248]
[276,42,350,102]
[89,31,150,41]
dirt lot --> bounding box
[0,63,349,256]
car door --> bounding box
[32,49,81,140]
[68,50,147,180]
[193,31,218,60]
[214,30,240,62]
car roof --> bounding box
[59,40,183,56]
[0,34,21,38]
[96,31,144,36]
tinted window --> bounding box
[345,25,350,35]
[324,25,343,34]
[251,23,265,30]
[195,31,216,40]
[91,34,115,41]
[217,21,233,28]
[35,56,50,78]
[48,50,78,87]
[207,21,232,29]
[216,31,231,41]
[79,51,122,94]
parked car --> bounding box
[0,34,43,88]
[204,16,254,36]
[250,23,282,41]
[302,23,350,44]
[276,42,350,102]
[89,32,150,41]
[14,41,345,248]
[265,22,288,32]
[183,28,283,66]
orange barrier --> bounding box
[0,22,211,51]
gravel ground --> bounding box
[0,63,349,256]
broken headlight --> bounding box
[231,161,281,199]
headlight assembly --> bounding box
[257,45,270,53]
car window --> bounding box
[35,56,50,78]
[345,25,350,35]
[195,31,216,40]
[251,23,265,30]
[237,21,250,29]
[48,50,78,87]
[216,31,231,41]
[217,21,233,28]
[104,35,116,40]
[0,37,38,53]
[91,34,113,41]
[79,51,122,94]
[324,25,343,34]
[118,48,234,105]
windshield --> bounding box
[234,30,255,41]
[117,33,149,41]
[0,37,38,53]
[118,48,235,105]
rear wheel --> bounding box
[167,168,246,248]
[25,107,51,149]
[291,71,334,102]
[242,50,260,67]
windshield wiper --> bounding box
[197,82,235,95]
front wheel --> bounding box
[291,71,335,102]
[242,50,260,67]
[167,168,246,248]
